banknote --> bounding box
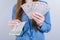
[9,21,26,36]
[21,1,49,19]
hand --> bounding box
[8,19,21,27]
[32,12,45,26]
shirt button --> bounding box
[30,36,32,40]
[30,36,32,39]
[31,30,33,32]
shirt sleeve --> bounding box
[38,11,51,33]
[12,5,16,20]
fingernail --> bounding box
[16,22,19,24]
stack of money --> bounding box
[9,22,26,36]
[21,1,49,19]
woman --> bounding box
[9,0,51,40]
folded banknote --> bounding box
[9,21,26,36]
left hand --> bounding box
[31,12,45,26]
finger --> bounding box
[35,12,44,18]
[34,18,43,26]
[35,19,42,24]
[32,16,42,25]
[32,13,43,21]
[14,19,21,23]
[8,21,17,26]
[32,16,42,23]
[8,21,16,26]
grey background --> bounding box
[0,0,60,40]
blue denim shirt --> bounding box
[12,1,51,40]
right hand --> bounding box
[8,19,21,27]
